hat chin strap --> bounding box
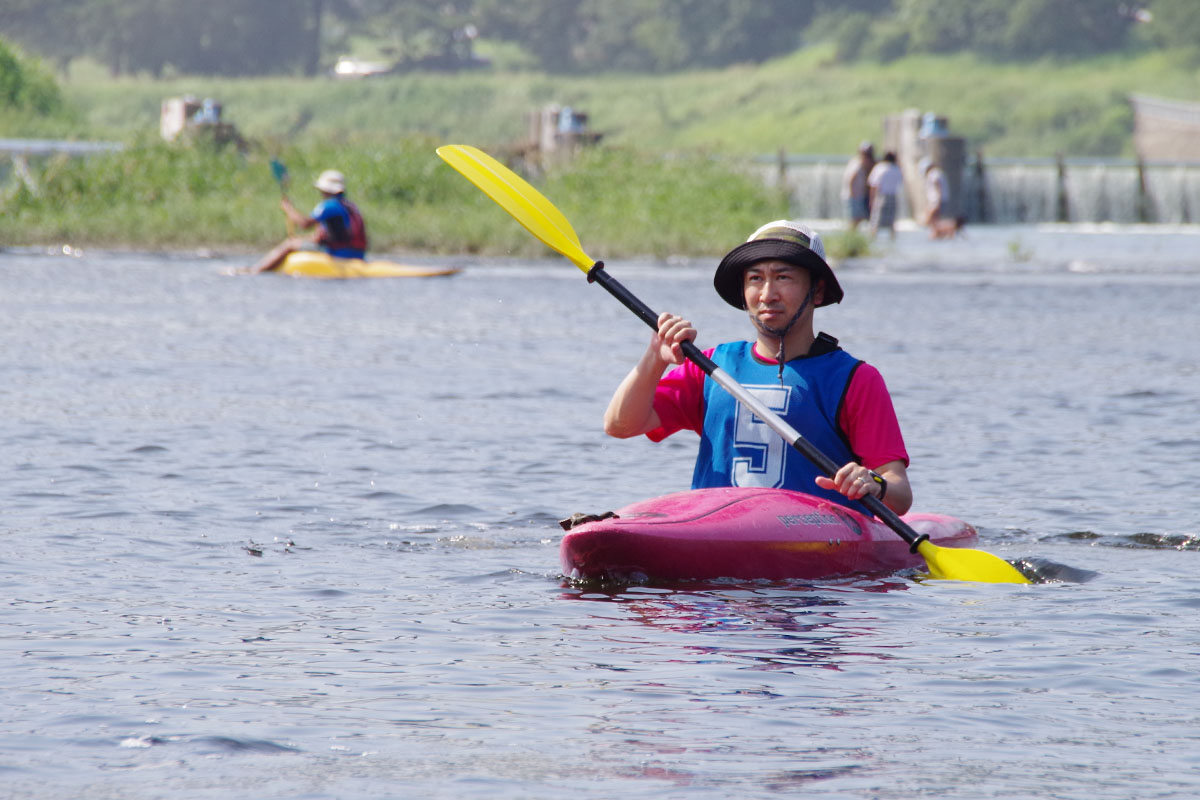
[750,285,815,385]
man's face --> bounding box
[742,259,821,330]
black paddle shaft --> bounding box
[586,262,926,551]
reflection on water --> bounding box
[2,230,1199,800]
[567,580,912,673]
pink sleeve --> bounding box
[645,350,712,442]
[840,364,909,469]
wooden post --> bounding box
[1056,153,1069,222]
[1184,165,1192,224]
[974,149,987,223]
[1136,157,1150,222]
[777,148,791,213]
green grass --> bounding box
[0,135,787,258]
[39,45,1199,158]
[3,45,1197,253]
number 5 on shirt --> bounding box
[732,385,790,488]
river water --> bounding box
[2,224,1198,799]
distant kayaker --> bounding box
[604,219,913,515]
[251,169,369,273]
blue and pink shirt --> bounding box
[648,339,908,508]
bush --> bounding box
[830,14,874,64]
[823,229,872,260]
[862,26,911,64]
[0,38,63,115]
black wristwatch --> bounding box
[868,470,888,500]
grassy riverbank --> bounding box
[45,46,1200,157]
[3,45,1196,255]
[0,136,790,259]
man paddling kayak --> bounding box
[604,219,913,515]
[251,169,369,273]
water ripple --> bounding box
[2,246,1199,799]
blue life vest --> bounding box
[693,340,863,509]
[312,195,368,258]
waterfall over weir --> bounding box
[754,154,1200,224]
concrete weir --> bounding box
[758,108,1200,225]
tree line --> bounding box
[0,0,1195,78]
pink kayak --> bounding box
[560,487,978,582]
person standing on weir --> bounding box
[841,141,875,231]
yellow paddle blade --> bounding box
[917,540,1031,584]
[436,144,594,272]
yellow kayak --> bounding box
[278,251,462,279]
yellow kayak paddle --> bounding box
[436,144,1030,584]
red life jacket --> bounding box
[317,196,368,253]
